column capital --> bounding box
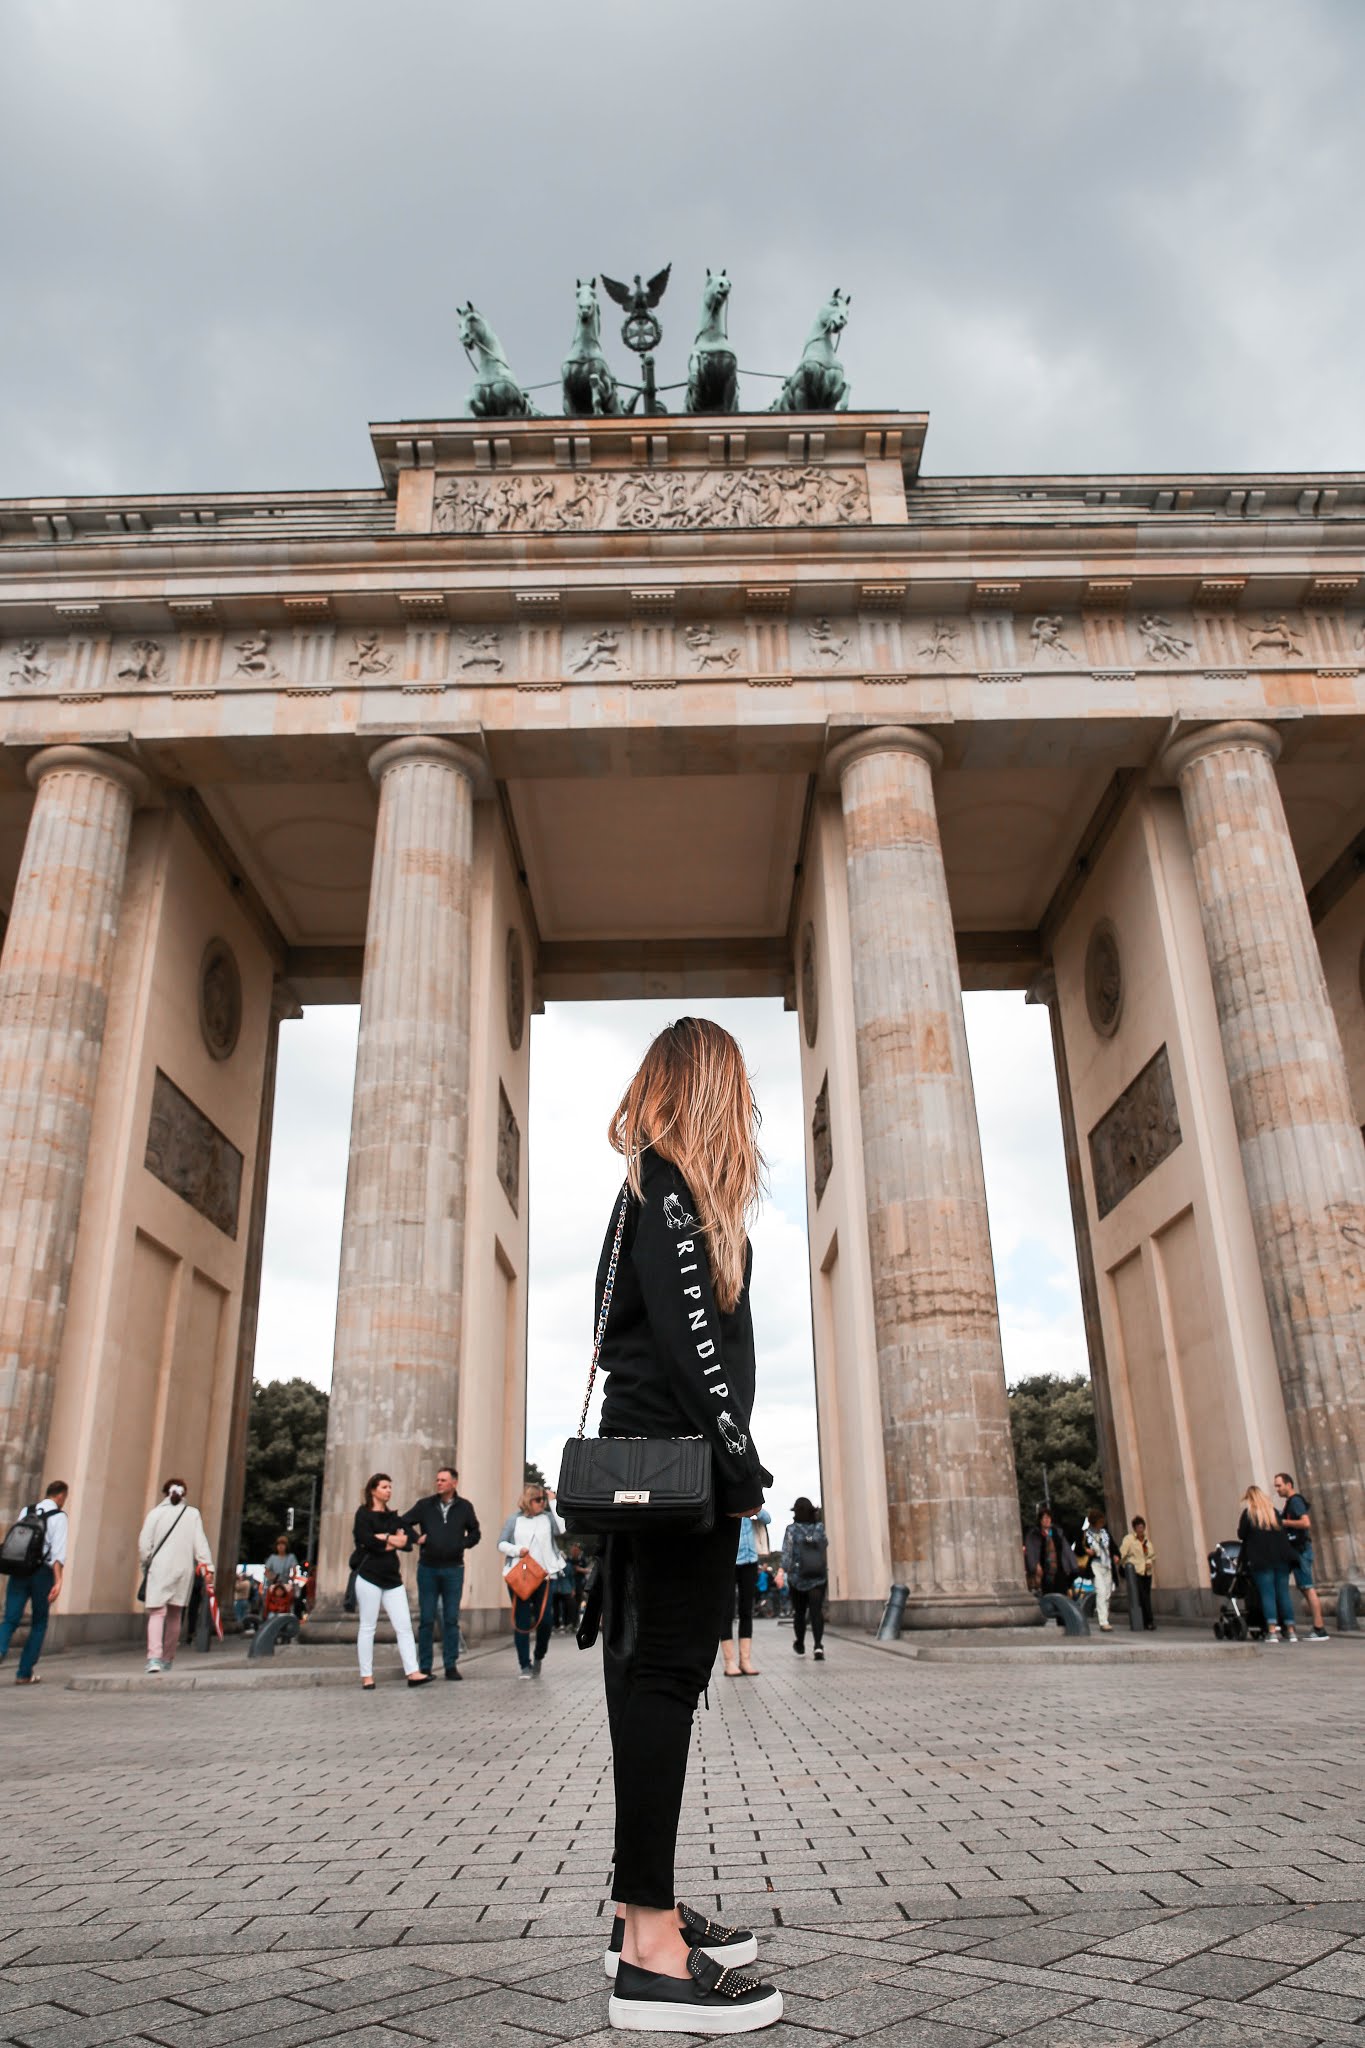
[824,723,944,789]
[26,745,149,807]
[1159,719,1282,785]
[1025,965,1058,1010]
[367,734,490,796]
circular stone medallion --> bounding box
[800,923,819,1048]
[199,938,242,1061]
[506,928,525,1051]
[1085,921,1123,1039]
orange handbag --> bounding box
[505,1553,549,1605]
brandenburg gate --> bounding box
[1,285,1362,1640]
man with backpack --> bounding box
[780,1496,829,1661]
[1273,1472,1330,1641]
[0,1481,69,1684]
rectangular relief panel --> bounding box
[1088,1044,1181,1220]
[145,1069,244,1238]
[159,1269,229,1508]
[1108,1246,1198,1583]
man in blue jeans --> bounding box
[1274,1471,1330,1640]
[403,1467,481,1680]
[0,1481,69,1685]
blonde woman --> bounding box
[497,1481,566,1677]
[1237,1485,1297,1643]
[596,1018,782,2035]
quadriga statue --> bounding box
[459,302,540,419]
[769,289,852,412]
[685,269,739,414]
[560,279,622,417]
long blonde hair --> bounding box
[609,1017,763,1312]
[1242,1484,1277,1530]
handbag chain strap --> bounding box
[577,1184,630,1439]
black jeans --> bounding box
[791,1582,825,1648]
[1134,1573,1154,1629]
[730,1560,758,1638]
[604,1514,736,1909]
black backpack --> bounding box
[0,1505,51,1580]
[794,1525,828,1583]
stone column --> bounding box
[0,745,148,1514]
[1026,967,1125,1529]
[1162,721,1365,1580]
[828,726,1034,1625]
[317,737,482,1595]
[216,979,301,1585]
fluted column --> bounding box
[829,726,1033,1624]
[0,746,148,1514]
[1162,721,1365,1579]
[317,737,481,1594]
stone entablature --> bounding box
[2,604,1360,701]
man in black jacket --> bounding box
[403,1468,480,1680]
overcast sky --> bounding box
[5,0,1359,1547]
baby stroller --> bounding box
[1209,1538,1266,1641]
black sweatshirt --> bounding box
[352,1507,408,1589]
[402,1493,481,1568]
[1237,1510,1294,1573]
[595,1148,772,1515]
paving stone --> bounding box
[4,1630,1365,2046]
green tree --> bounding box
[241,1378,329,1566]
[1008,1374,1101,1543]
[523,1458,547,1489]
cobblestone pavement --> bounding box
[3,1624,1364,2046]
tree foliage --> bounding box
[524,1457,548,1488]
[241,1377,329,1566]
[1008,1374,1101,1542]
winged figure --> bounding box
[600,264,672,319]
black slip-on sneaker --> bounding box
[609,1947,782,2032]
[605,1903,759,1980]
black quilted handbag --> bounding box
[556,1186,715,1537]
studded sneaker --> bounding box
[604,1902,759,1980]
[608,1946,782,2033]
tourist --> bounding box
[1119,1515,1157,1630]
[1237,1485,1297,1643]
[596,1018,782,2033]
[351,1473,429,1690]
[0,1480,69,1685]
[1273,1472,1330,1641]
[403,1464,481,1680]
[781,1496,829,1660]
[1079,1509,1117,1631]
[720,1507,770,1677]
[1025,1508,1076,1597]
[262,1534,298,1615]
[553,1544,584,1632]
[232,1568,252,1630]
[137,1479,213,1674]
[497,1481,565,1677]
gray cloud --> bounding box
[3,0,1361,497]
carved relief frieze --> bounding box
[457,629,504,675]
[567,626,628,677]
[8,638,52,687]
[1088,1044,1181,1221]
[232,630,283,681]
[806,616,850,668]
[1030,615,1082,664]
[1245,614,1306,661]
[1137,613,1194,664]
[812,1073,832,1204]
[684,623,740,672]
[1085,921,1123,1039]
[145,1067,243,1239]
[497,1083,521,1214]
[433,464,869,535]
[347,630,393,677]
[916,620,964,666]
[199,939,242,1062]
[115,638,169,686]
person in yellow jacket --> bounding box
[1119,1516,1156,1631]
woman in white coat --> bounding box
[497,1482,566,1677]
[138,1478,213,1673]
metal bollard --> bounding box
[877,1584,909,1641]
[1336,1582,1361,1632]
[1125,1562,1143,1632]
[1038,1592,1091,1636]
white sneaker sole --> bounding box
[608,1986,782,2032]
[605,1935,759,1980]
